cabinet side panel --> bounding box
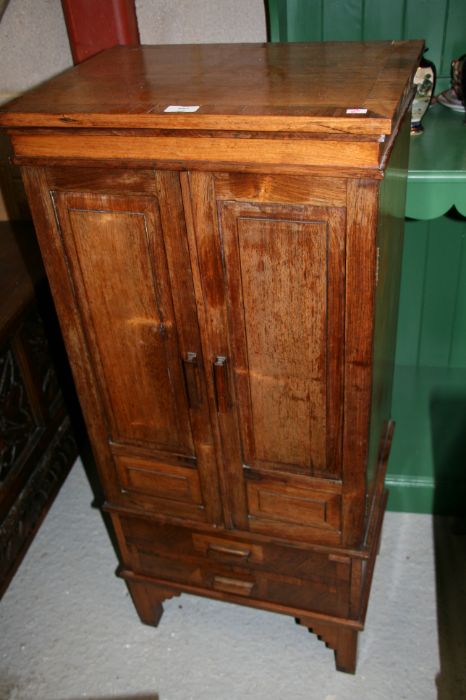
[366,116,410,503]
[343,178,379,547]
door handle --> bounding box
[213,355,232,413]
[182,351,202,408]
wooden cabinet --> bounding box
[0,41,422,672]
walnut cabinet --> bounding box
[0,41,423,672]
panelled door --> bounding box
[49,168,222,524]
[189,172,347,544]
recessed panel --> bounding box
[238,216,327,470]
[54,191,193,453]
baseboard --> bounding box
[386,473,466,515]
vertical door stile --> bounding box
[180,171,250,530]
[155,170,224,525]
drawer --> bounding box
[202,566,348,618]
[191,532,350,588]
[117,514,351,588]
[124,543,349,617]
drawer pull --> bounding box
[182,351,202,408]
[207,543,251,561]
[213,355,232,412]
[213,576,255,596]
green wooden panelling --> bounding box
[449,232,466,366]
[388,365,466,515]
[403,0,449,74]
[418,216,466,368]
[441,0,466,77]
[267,0,466,84]
[267,0,285,42]
[388,215,466,514]
[322,0,363,41]
[289,0,322,42]
[394,219,428,367]
[362,1,405,40]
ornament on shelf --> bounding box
[411,50,436,134]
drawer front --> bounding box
[116,515,351,617]
[125,545,349,617]
[202,564,348,618]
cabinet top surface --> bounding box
[0,42,422,137]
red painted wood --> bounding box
[61,0,139,64]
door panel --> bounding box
[189,171,346,541]
[218,199,346,479]
[48,169,224,525]
[245,473,341,542]
[54,190,193,453]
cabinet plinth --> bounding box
[0,41,422,673]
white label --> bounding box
[164,105,200,113]
[346,108,368,114]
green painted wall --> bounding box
[389,215,466,515]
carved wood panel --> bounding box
[0,343,38,483]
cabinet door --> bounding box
[189,172,346,543]
[44,168,221,523]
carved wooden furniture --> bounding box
[0,221,77,596]
[0,41,422,671]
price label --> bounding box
[164,105,200,113]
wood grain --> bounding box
[187,171,250,530]
[9,132,382,169]
[342,178,380,547]
[0,42,423,136]
[217,198,345,479]
[53,189,194,452]
[214,172,347,207]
